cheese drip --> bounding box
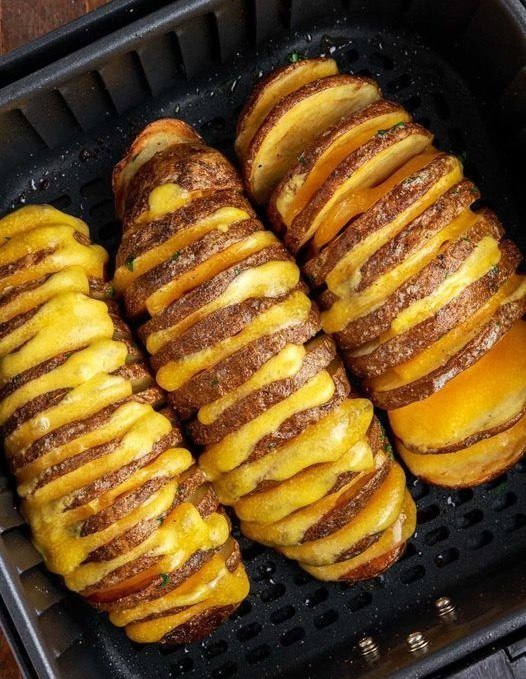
[0,205,248,645]
[114,122,414,583]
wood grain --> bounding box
[0,2,112,676]
[0,0,110,54]
[0,630,21,679]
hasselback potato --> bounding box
[0,205,249,643]
[112,119,416,581]
[236,57,526,487]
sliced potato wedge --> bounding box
[269,99,410,231]
[286,123,434,252]
[301,489,415,580]
[243,74,381,204]
[235,57,339,160]
[275,463,406,565]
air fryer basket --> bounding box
[0,1,526,678]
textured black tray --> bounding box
[1,1,526,678]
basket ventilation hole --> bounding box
[434,547,460,568]
[280,627,305,647]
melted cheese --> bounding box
[0,292,115,378]
[389,320,526,452]
[147,260,300,355]
[292,134,435,249]
[323,209,479,332]
[312,150,440,250]
[198,343,306,425]
[241,448,379,545]
[389,236,500,337]
[398,411,526,488]
[213,397,373,504]
[233,440,374,523]
[114,206,250,293]
[121,562,249,643]
[276,110,411,226]
[323,159,462,304]
[0,225,107,294]
[272,463,406,564]
[146,230,277,315]
[0,267,89,324]
[156,290,311,391]
[0,204,88,240]
[302,489,415,580]
[0,338,127,425]
[200,369,336,480]
[370,275,526,392]
[16,401,156,494]
[116,127,201,213]
[6,372,131,456]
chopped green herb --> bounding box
[233,266,243,276]
[287,51,303,64]
[298,152,307,165]
[211,377,220,387]
[377,122,406,137]
[458,151,467,164]
[461,236,471,243]
[171,250,181,262]
[267,441,277,450]
[125,256,135,271]
[490,264,500,276]
[106,285,116,298]
[385,440,394,460]
[158,573,171,588]
[470,186,479,196]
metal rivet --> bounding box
[435,596,456,617]
[406,631,429,653]
[357,635,380,658]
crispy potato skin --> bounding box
[236,58,526,487]
[113,120,414,582]
[0,205,249,645]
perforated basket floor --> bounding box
[0,4,526,679]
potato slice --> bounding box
[235,57,339,160]
[286,123,434,252]
[275,463,406,565]
[238,447,383,542]
[397,412,526,487]
[303,154,463,289]
[346,217,513,377]
[113,119,203,219]
[269,100,410,231]
[389,319,526,454]
[366,275,526,409]
[301,489,415,581]
[243,74,381,204]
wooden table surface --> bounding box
[0,2,111,675]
